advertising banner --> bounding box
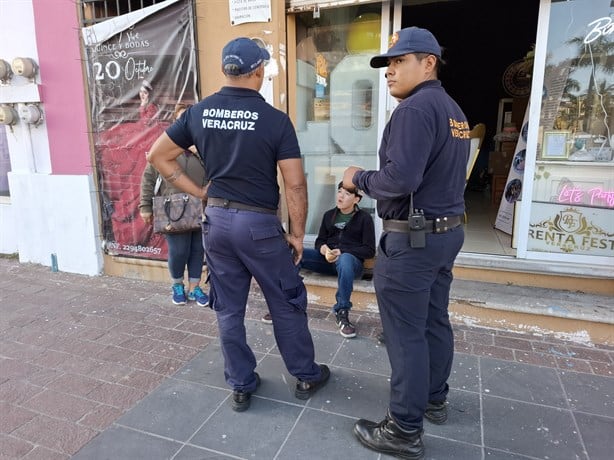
[495,104,530,235]
[82,0,198,260]
[528,202,614,257]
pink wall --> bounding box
[33,0,92,175]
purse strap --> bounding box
[164,195,190,222]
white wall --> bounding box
[0,1,103,275]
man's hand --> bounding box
[285,234,304,265]
[343,166,363,191]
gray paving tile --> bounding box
[174,342,265,390]
[423,389,482,445]
[574,411,614,460]
[266,326,347,365]
[483,395,586,459]
[421,436,483,460]
[483,448,536,459]
[332,335,391,375]
[189,398,303,459]
[72,426,182,460]
[311,328,346,363]
[304,365,390,420]
[559,371,614,418]
[248,355,307,404]
[481,357,567,407]
[449,353,480,392]
[277,409,379,460]
[244,320,278,354]
[115,379,228,441]
[173,444,237,459]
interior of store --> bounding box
[401,0,540,255]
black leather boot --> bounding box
[353,411,424,459]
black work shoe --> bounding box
[295,364,331,400]
[425,400,447,424]
[231,372,260,412]
[335,309,357,338]
[353,412,424,459]
[376,330,385,344]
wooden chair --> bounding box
[465,123,486,222]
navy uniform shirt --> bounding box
[166,87,301,210]
[354,80,470,220]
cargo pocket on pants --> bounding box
[280,270,307,314]
[250,224,284,255]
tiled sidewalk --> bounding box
[1,258,612,459]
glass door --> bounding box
[291,4,386,235]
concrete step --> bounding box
[103,255,613,345]
[302,272,614,346]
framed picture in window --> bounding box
[542,130,570,160]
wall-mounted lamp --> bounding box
[0,104,18,125]
[11,57,38,79]
[0,59,12,82]
[17,103,43,125]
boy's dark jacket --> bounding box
[314,206,376,262]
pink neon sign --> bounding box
[558,184,614,207]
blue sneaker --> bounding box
[189,285,209,307]
[172,283,187,305]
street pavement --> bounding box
[1,257,613,459]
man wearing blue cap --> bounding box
[343,27,470,459]
[147,37,330,413]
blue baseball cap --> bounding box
[222,37,270,76]
[370,27,441,68]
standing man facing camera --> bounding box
[343,27,469,459]
[148,37,330,413]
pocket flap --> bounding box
[250,225,280,241]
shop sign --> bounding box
[229,0,271,25]
[557,184,614,208]
[528,202,614,256]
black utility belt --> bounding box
[207,197,277,215]
[383,216,463,234]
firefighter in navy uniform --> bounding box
[148,37,330,413]
[343,27,470,459]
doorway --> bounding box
[401,0,539,255]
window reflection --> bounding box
[539,1,613,163]
[294,6,381,234]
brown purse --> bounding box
[153,193,203,234]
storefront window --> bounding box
[529,0,613,258]
[294,6,382,234]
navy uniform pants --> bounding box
[202,206,322,392]
[375,226,464,430]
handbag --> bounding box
[153,193,203,234]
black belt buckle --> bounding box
[222,199,230,208]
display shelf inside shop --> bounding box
[535,160,614,167]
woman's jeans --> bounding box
[301,248,363,311]
[165,229,205,284]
